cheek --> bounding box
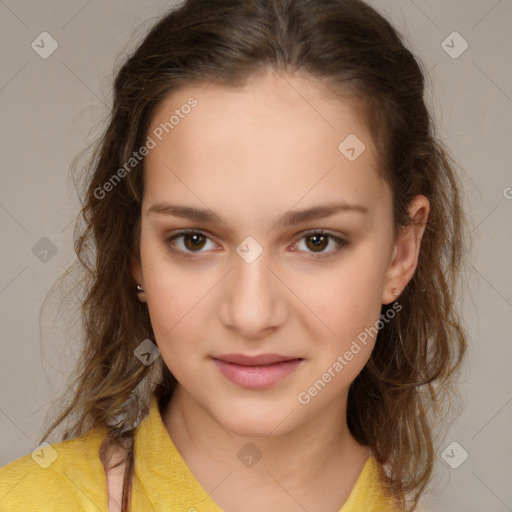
[144,270,211,345]
[139,233,196,340]
[139,244,218,386]
[305,253,388,333]
[295,248,391,388]
[143,273,207,387]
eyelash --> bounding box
[164,229,348,260]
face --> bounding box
[132,69,427,437]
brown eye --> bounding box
[305,234,329,252]
[165,230,215,256]
[183,233,207,251]
[293,230,348,259]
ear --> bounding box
[381,195,430,305]
[130,256,146,302]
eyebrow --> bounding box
[147,201,368,228]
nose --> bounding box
[219,249,288,339]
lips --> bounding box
[213,353,300,366]
[212,353,303,389]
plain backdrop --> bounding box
[1,1,511,511]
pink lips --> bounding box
[212,353,303,389]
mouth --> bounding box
[211,353,303,389]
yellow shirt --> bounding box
[0,394,399,511]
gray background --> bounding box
[1,1,511,511]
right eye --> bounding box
[165,229,217,257]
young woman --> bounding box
[0,0,467,511]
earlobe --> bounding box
[382,195,430,305]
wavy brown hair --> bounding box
[40,0,468,510]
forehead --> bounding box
[142,69,388,221]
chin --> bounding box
[211,398,298,438]
[223,420,288,439]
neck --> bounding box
[161,385,371,508]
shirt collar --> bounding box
[134,393,223,511]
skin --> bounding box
[123,68,429,512]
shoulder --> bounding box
[0,425,109,512]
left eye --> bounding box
[293,230,347,258]
[165,229,347,258]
